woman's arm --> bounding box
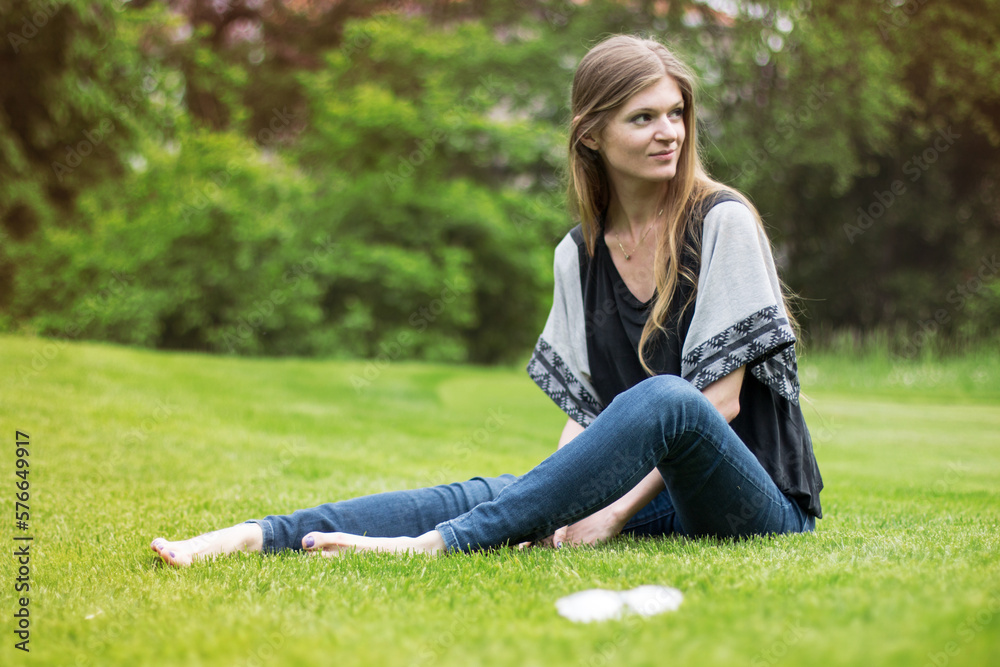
[555,366,746,546]
[558,417,585,449]
[700,365,744,423]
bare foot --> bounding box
[151,523,263,567]
[301,529,446,557]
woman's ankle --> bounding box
[417,530,447,554]
[236,522,264,553]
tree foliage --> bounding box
[706,0,1000,346]
[1,0,165,259]
[3,0,998,360]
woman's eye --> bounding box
[669,108,684,118]
[631,113,652,123]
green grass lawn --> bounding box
[1,334,999,667]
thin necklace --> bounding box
[614,209,663,261]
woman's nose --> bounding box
[653,117,678,142]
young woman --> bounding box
[152,34,822,566]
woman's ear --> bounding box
[573,115,600,151]
[579,132,599,151]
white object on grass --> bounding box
[620,585,684,616]
[555,589,628,623]
[556,585,683,623]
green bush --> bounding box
[5,127,325,354]
[289,15,571,363]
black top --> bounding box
[571,196,823,518]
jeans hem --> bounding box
[435,522,461,553]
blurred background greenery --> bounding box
[2,0,998,364]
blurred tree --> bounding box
[3,0,997,359]
[0,0,180,310]
[704,0,1000,346]
[4,124,325,354]
[137,0,582,140]
[293,15,571,362]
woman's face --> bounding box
[584,76,686,189]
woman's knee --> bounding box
[601,376,709,433]
[616,375,704,409]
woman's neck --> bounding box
[605,187,665,241]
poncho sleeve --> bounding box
[526,230,605,426]
[680,201,800,402]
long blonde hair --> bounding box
[567,34,783,374]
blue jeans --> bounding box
[249,375,815,553]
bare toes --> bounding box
[151,538,167,556]
[303,531,354,553]
[150,538,193,567]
